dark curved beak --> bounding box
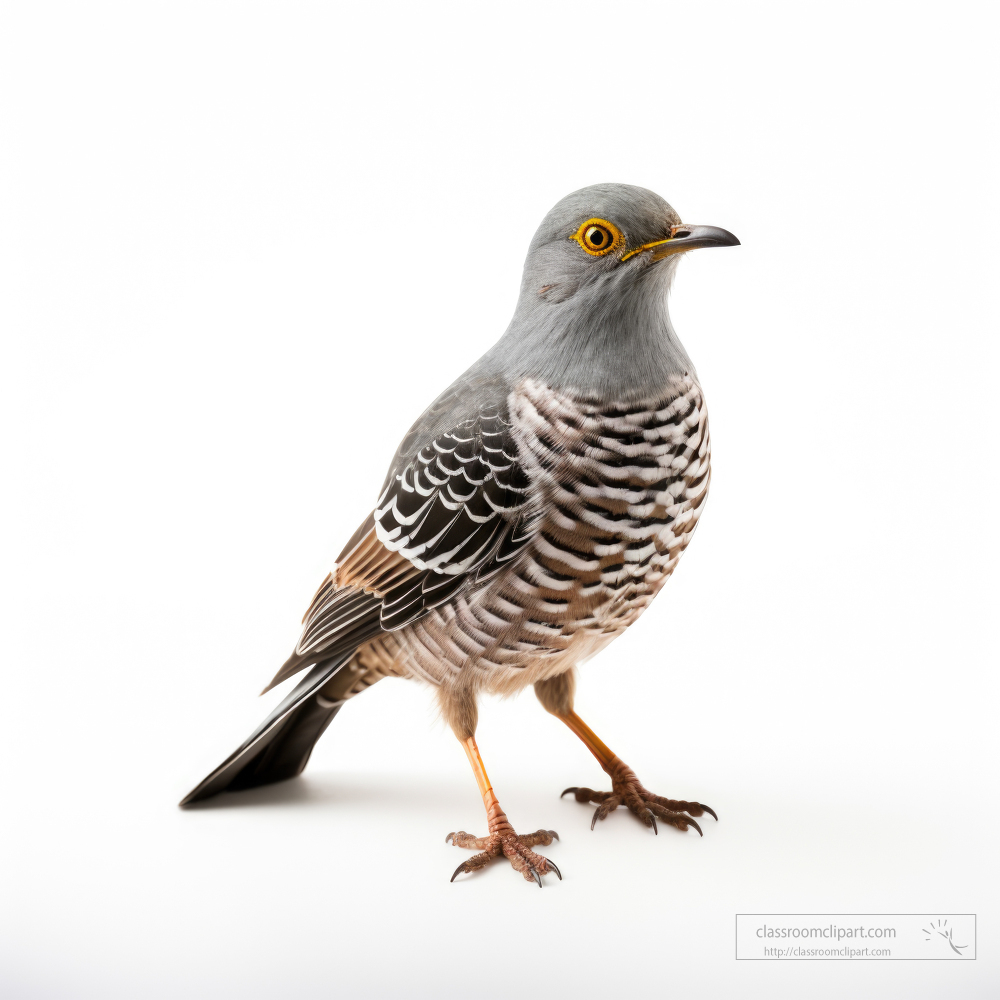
[621,224,740,262]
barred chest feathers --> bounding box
[362,374,710,694]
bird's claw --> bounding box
[565,761,714,837]
[447,827,560,886]
[450,859,479,882]
[539,855,561,880]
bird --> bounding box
[180,183,739,887]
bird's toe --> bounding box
[447,827,562,886]
[562,767,715,838]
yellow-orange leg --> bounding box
[445,735,561,886]
[557,711,717,835]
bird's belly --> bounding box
[374,375,710,693]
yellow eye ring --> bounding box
[569,218,624,257]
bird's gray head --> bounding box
[483,183,738,400]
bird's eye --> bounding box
[570,217,623,257]
[584,225,611,249]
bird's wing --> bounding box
[370,394,535,628]
[262,390,536,692]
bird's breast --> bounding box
[508,373,711,630]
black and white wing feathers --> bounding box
[373,396,535,629]
[264,386,539,690]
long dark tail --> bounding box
[179,653,370,807]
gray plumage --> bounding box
[484,184,695,398]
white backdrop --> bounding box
[2,2,997,997]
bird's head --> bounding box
[520,182,739,306]
[490,183,739,398]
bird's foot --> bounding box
[446,827,560,886]
[561,758,716,835]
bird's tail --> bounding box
[179,653,374,807]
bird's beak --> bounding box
[620,224,740,262]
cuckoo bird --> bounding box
[180,183,739,886]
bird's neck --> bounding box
[489,278,695,402]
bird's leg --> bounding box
[446,734,560,886]
[549,700,716,835]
